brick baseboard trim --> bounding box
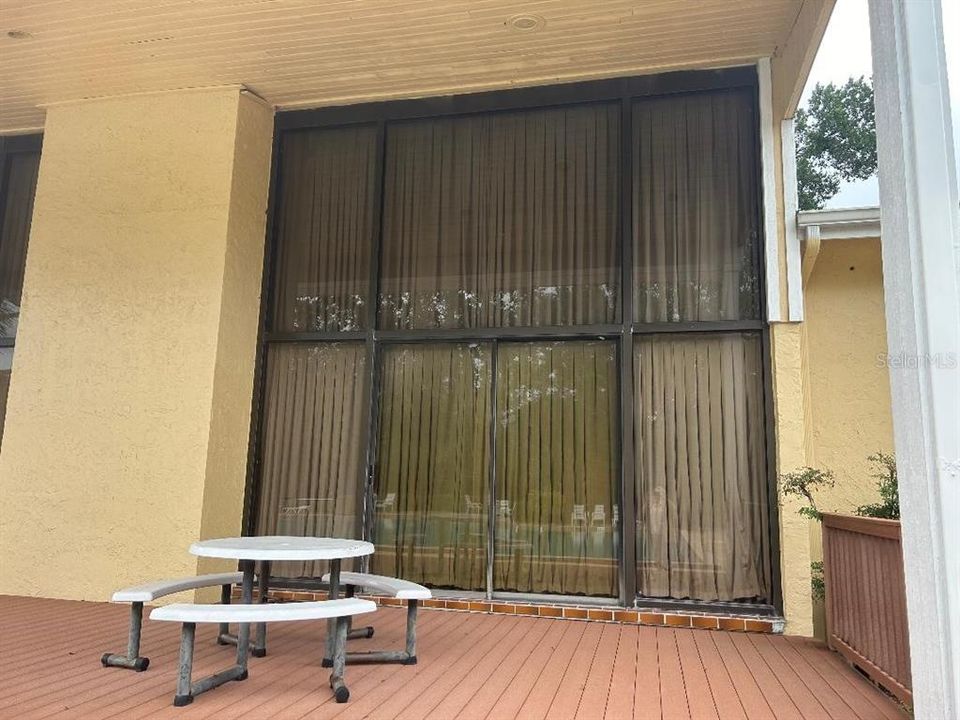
[233,588,783,634]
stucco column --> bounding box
[0,87,273,601]
[769,322,815,636]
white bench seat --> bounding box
[322,572,432,600]
[150,597,376,706]
[321,571,430,666]
[111,572,244,603]
[151,598,375,624]
[103,572,244,672]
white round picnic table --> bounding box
[190,536,374,562]
[190,536,374,661]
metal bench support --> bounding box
[324,598,418,667]
[104,581,235,672]
[101,601,150,671]
[329,616,351,702]
[173,621,248,707]
[169,611,351,707]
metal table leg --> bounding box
[236,559,254,673]
[252,560,270,657]
[322,559,341,666]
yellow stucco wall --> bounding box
[804,237,894,634]
[806,238,894,507]
[771,235,894,636]
[769,322,815,636]
[0,87,273,601]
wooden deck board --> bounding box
[0,595,906,720]
[545,621,605,720]
[633,626,661,720]
[515,615,587,720]
[604,625,638,720]
[692,627,747,720]
[710,630,777,720]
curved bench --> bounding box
[151,598,376,706]
[321,571,431,665]
[102,572,243,671]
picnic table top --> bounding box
[189,536,374,561]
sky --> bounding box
[800,0,960,208]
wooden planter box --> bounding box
[821,513,912,705]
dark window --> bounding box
[379,105,620,330]
[251,68,774,609]
[633,90,760,322]
[270,126,378,333]
[0,136,42,446]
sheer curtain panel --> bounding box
[373,343,491,591]
[379,105,621,330]
[271,126,377,333]
[255,343,368,577]
[634,332,771,602]
[496,341,619,597]
[633,90,760,323]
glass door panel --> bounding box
[634,332,771,602]
[372,343,491,591]
[255,342,369,578]
[494,340,619,597]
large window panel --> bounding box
[0,150,40,340]
[379,104,621,330]
[634,332,770,602]
[495,341,618,597]
[255,343,368,577]
[373,343,491,591]
[271,126,378,333]
[633,90,760,323]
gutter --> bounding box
[796,205,881,240]
[797,206,881,288]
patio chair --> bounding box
[375,492,396,511]
[571,504,587,529]
[464,494,482,515]
[592,504,606,530]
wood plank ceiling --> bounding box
[0,0,804,132]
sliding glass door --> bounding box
[495,341,618,597]
[251,68,777,608]
[372,343,491,591]
[370,339,618,598]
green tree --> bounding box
[795,76,877,210]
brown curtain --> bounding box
[379,104,620,330]
[255,343,368,578]
[633,90,760,323]
[496,341,618,597]
[0,150,41,339]
[271,126,377,333]
[634,332,770,602]
[372,343,490,591]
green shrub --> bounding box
[779,466,835,520]
[780,454,899,602]
[855,452,900,519]
[810,561,825,602]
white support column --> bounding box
[757,58,783,322]
[868,0,960,716]
[781,118,804,321]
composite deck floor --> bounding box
[0,595,906,720]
